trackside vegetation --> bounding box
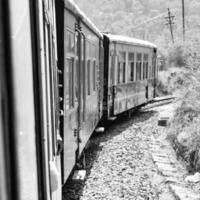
[158,39,200,173]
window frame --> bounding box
[117,51,126,84]
[128,52,135,82]
[85,39,97,96]
[143,54,148,80]
[93,60,96,91]
[136,53,142,81]
[64,28,76,109]
[87,59,91,96]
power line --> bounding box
[118,11,168,35]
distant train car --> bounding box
[56,0,104,181]
[103,34,157,118]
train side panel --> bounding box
[56,0,104,181]
[1,1,41,199]
[78,22,103,154]
[56,5,79,180]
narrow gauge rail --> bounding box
[0,0,157,200]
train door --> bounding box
[76,25,87,158]
[39,0,62,199]
[62,11,79,180]
[78,29,86,132]
[0,4,8,199]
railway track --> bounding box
[143,95,175,111]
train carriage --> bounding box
[0,0,63,200]
[56,0,104,181]
[103,34,157,118]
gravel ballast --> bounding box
[63,110,163,200]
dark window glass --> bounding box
[75,60,78,104]
[81,37,84,60]
[143,54,148,79]
[139,62,142,80]
[129,53,134,61]
[93,61,96,91]
[118,62,120,84]
[146,63,148,79]
[128,53,134,82]
[122,62,126,83]
[118,52,126,84]
[143,62,146,80]
[136,63,140,80]
[87,60,90,95]
[130,63,134,81]
[110,55,115,85]
[68,58,74,108]
[136,53,142,80]
[137,53,142,61]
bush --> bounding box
[162,39,200,173]
[168,82,200,172]
[167,45,187,67]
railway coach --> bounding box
[56,0,104,182]
[103,34,157,118]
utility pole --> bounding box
[182,0,185,42]
[165,8,175,43]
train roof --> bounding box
[64,0,103,39]
[104,34,157,49]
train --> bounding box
[0,0,157,200]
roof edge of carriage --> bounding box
[64,0,103,39]
[103,33,157,49]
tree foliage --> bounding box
[74,0,200,49]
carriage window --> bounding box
[117,62,120,84]
[66,30,75,53]
[149,57,152,78]
[143,54,148,79]
[143,61,145,80]
[152,57,155,77]
[128,53,134,82]
[145,54,149,79]
[118,52,126,84]
[75,60,79,104]
[152,64,154,78]
[122,63,126,83]
[65,58,74,109]
[93,60,96,91]
[87,60,91,95]
[136,53,142,80]
[110,55,115,85]
[153,54,157,78]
